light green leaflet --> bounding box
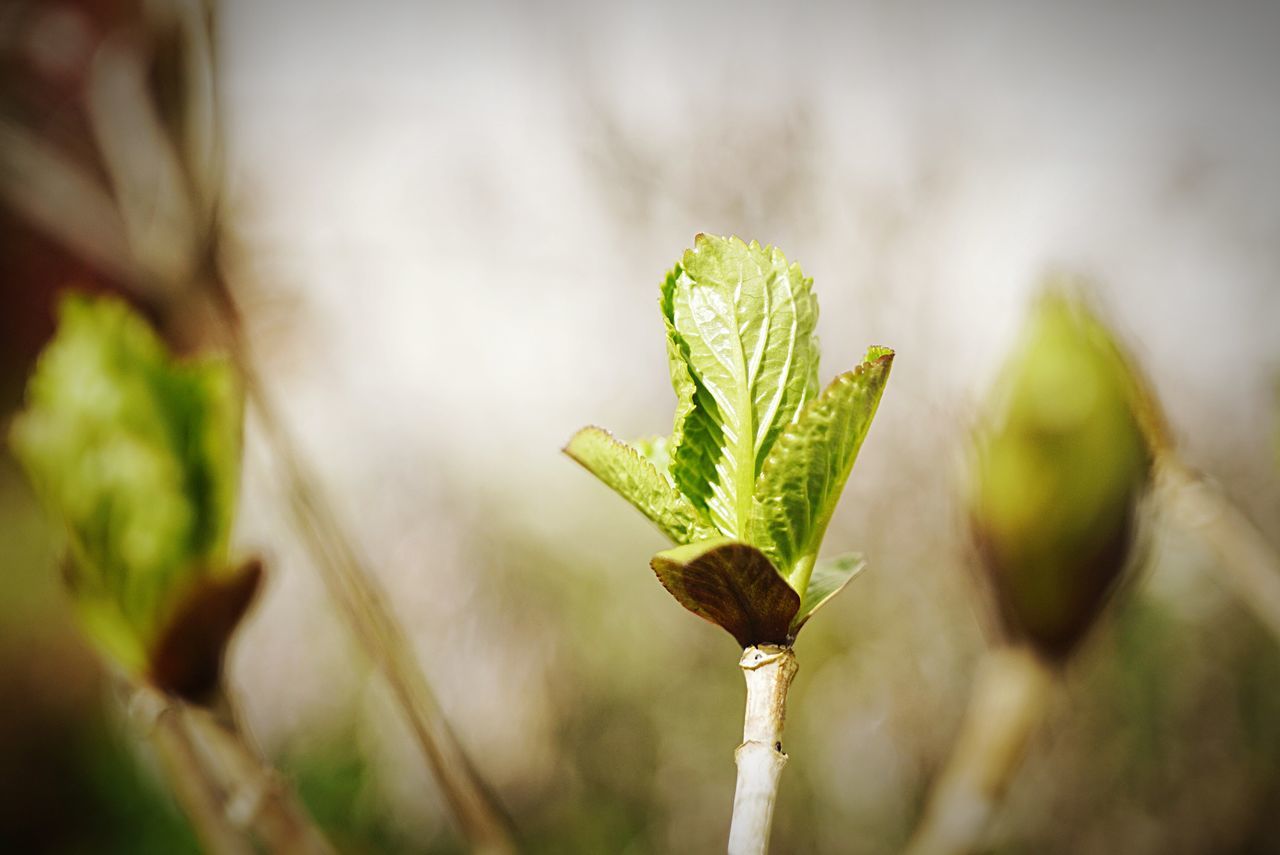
[566,235,893,645]
[750,346,893,591]
[564,427,716,545]
[9,294,242,674]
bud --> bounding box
[9,294,254,700]
[970,289,1152,660]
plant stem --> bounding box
[1158,459,1280,642]
[729,645,798,855]
[130,686,254,855]
[180,702,335,854]
[208,291,516,854]
[904,645,1054,855]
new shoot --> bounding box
[566,235,893,855]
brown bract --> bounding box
[651,541,799,647]
[148,557,263,703]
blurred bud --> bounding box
[9,293,254,700]
[970,288,1153,660]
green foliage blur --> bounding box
[9,294,242,678]
[970,290,1152,659]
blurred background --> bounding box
[3,0,1280,852]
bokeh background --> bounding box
[3,0,1280,852]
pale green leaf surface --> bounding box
[663,235,819,538]
[565,427,714,544]
[751,347,893,585]
[791,553,867,633]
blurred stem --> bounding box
[134,683,333,854]
[0,0,517,845]
[1158,458,1280,642]
[130,685,254,855]
[207,284,517,855]
[181,698,335,855]
[728,645,798,855]
[904,645,1054,855]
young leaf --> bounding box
[662,235,819,539]
[650,538,800,647]
[565,426,714,544]
[9,294,244,676]
[790,553,867,634]
[751,347,893,587]
[662,266,729,524]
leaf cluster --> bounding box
[9,294,252,689]
[567,235,892,645]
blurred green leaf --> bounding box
[564,427,714,544]
[9,294,243,678]
[971,289,1151,659]
[650,538,799,647]
[750,347,893,586]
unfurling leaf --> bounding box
[564,426,714,545]
[662,235,820,539]
[751,347,893,586]
[9,293,248,682]
[791,553,867,634]
[650,539,800,647]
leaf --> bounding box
[662,265,726,523]
[650,538,799,647]
[8,294,244,671]
[662,235,819,539]
[751,347,893,585]
[564,427,714,544]
[790,553,867,634]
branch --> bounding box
[180,701,335,855]
[1158,459,1280,642]
[129,685,255,855]
[904,645,1054,855]
[222,323,515,851]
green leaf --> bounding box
[565,426,715,545]
[662,235,819,539]
[661,265,727,525]
[650,538,799,647]
[8,294,244,674]
[750,347,893,588]
[790,553,867,634]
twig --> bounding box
[129,685,255,855]
[218,306,515,852]
[181,701,336,855]
[903,645,1054,855]
[0,117,141,286]
[1158,459,1280,642]
[728,645,798,855]
[0,0,520,846]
